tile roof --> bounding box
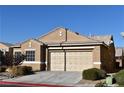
[89,35,113,45]
[37,27,113,46]
[20,38,44,45]
[11,27,113,47]
[11,39,44,48]
[37,27,65,40]
[0,42,14,47]
[38,27,102,43]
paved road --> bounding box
[1,71,82,86]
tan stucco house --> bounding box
[0,27,116,72]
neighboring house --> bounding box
[0,27,116,72]
[0,50,3,65]
[10,27,115,73]
[0,42,13,53]
[115,48,124,69]
[0,42,13,65]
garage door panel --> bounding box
[50,52,64,71]
[66,52,93,71]
[50,51,93,71]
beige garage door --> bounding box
[66,52,93,71]
[50,52,64,71]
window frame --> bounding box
[25,50,35,61]
[14,51,22,58]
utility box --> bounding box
[106,74,114,86]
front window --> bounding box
[15,52,21,58]
[26,51,35,61]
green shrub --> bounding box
[0,66,6,72]
[95,82,106,87]
[83,68,106,80]
[114,69,124,85]
[7,66,34,77]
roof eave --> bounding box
[47,42,108,47]
[10,45,21,48]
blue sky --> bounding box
[0,5,124,47]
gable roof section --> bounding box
[37,27,64,40]
[66,29,101,43]
[11,39,44,48]
[21,38,44,45]
[38,27,102,44]
[89,35,113,45]
[0,42,13,47]
[11,43,21,48]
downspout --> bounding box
[64,28,68,71]
[65,28,68,42]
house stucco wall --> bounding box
[13,40,45,71]
[92,46,101,69]
[1,27,116,72]
[21,40,41,62]
[100,44,115,73]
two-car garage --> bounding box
[49,50,93,71]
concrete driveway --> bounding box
[2,71,82,86]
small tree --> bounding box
[1,51,25,66]
[4,52,13,66]
[12,54,26,66]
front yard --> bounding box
[0,66,124,87]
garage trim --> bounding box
[49,49,94,71]
[48,46,95,50]
[93,62,101,64]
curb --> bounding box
[0,81,73,87]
